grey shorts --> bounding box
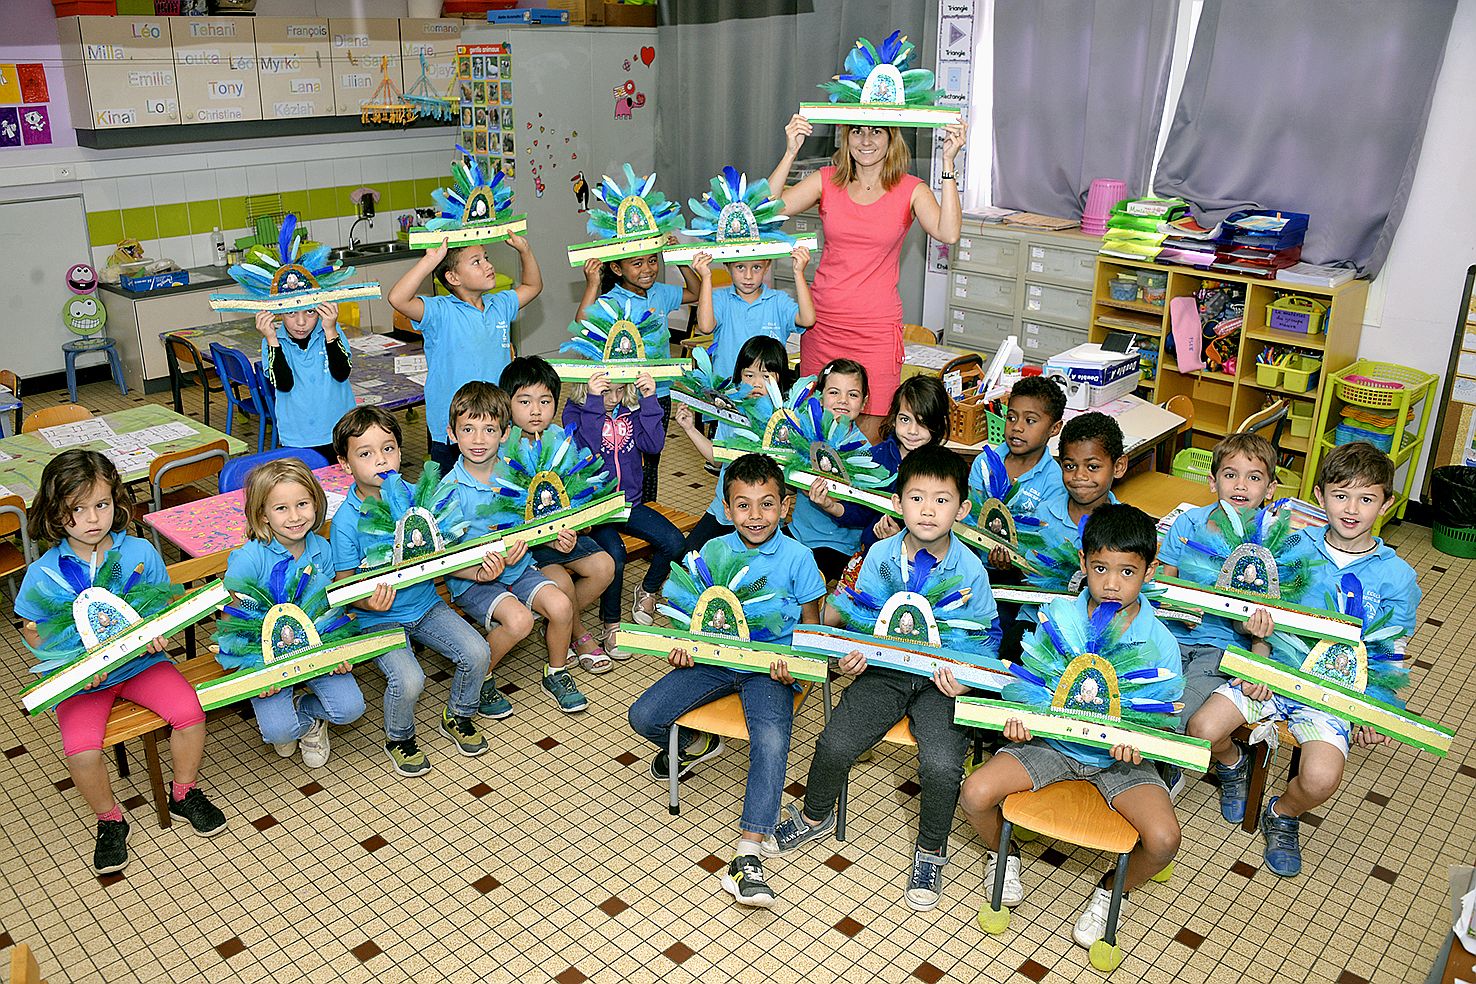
[1179,643,1230,728]
[455,568,555,632]
[1000,739,1166,805]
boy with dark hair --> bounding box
[970,376,1068,526]
[960,503,1182,949]
[628,453,826,908]
[767,445,1000,912]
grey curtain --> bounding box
[655,0,932,200]
[1154,0,1456,277]
[992,0,1178,218]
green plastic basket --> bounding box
[1432,523,1476,559]
[1172,447,1298,490]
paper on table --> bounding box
[348,333,406,354]
[903,343,957,370]
[116,422,196,447]
[0,449,10,461]
[406,372,428,386]
[323,490,346,519]
[394,355,428,374]
[38,419,117,448]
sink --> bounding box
[327,242,406,263]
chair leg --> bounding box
[114,742,130,778]
[835,766,849,842]
[108,346,128,396]
[143,730,171,829]
[65,349,79,403]
[1102,851,1131,947]
[667,724,680,816]
[990,819,1015,909]
[1243,744,1271,835]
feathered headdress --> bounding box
[1273,572,1410,707]
[658,549,791,643]
[962,446,1047,552]
[560,296,669,365]
[1007,600,1180,725]
[566,164,683,265]
[672,347,750,423]
[215,557,354,672]
[777,395,891,492]
[1175,502,1319,605]
[666,166,812,267]
[829,548,989,652]
[486,427,615,527]
[799,32,960,128]
[209,214,382,313]
[355,465,469,569]
[21,549,178,673]
[409,145,527,249]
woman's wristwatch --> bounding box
[940,171,956,180]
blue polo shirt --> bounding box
[1027,590,1182,768]
[1302,526,1421,646]
[329,486,440,628]
[16,532,172,689]
[970,444,1063,519]
[599,281,683,398]
[264,325,356,447]
[222,532,338,671]
[416,289,520,439]
[709,285,801,381]
[855,530,1002,653]
[1020,488,1118,595]
[679,530,826,646]
[443,458,537,600]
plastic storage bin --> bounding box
[1256,363,1283,387]
[1265,295,1328,335]
[1332,360,1439,409]
[1279,355,1321,393]
[1108,276,1139,302]
[1289,401,1314,438]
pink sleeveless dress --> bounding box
[801,166,922,414]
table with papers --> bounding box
[141,463,352,557]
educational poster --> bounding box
[929,0,976,272]
[328,18,402,117]
[457,43,513,182]
[59,16,180,129]
[254,17,333,120]
[171,17,262,124]
[0,61,52,147]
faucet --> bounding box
[348,215,372,249]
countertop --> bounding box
[97,246,418,301]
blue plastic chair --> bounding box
[209,342,269,452]
[218,447,330,494]
[254,362,281,451]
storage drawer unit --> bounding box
[945,306,1014,353]
[950,271,1016,316]
[1022,242,1096,288]
[1022,281,1092,329]
[1021,320,1088,363]
[953,232,1020,277]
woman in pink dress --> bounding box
[768,115,966,438]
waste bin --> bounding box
[1430,465,1476,558]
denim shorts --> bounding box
[455,568,555,631]
[530,534,604,568]
[1000,739,1166,804]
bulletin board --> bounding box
[456,42,515,182]
[1426,265,1476,481]
[0,60,54,148]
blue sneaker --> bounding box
[762,802,835,856]
[1160,764,1186,803]
[478,679,513,720]
[540,667,588,713]
[1260,797,1303,877]
[1213,746,1250,823]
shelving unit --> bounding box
[1089,256,1369,497]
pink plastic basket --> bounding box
[1083,179,1128,228]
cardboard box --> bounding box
[603,2,654,26]
[532,0,603,24]
[1044,343,1140,387]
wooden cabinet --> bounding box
[172,17,261,125]
[254,17,334,121]
[328,18,403,117]
[58,15,181,129]
[101,287,224,393]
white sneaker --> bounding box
[299,719,331,769]
[984,851,1023,907]
[1071,886,1123,949]
[273,740,297,759]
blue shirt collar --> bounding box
[1308,524,1392,562]
[450,457,493,490]
[721,528,784,556]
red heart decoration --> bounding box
[640,46,655,66]
[571,153,577,159]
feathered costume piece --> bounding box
[671,347,750,423]
[566,164,683,266]
[820,32,942,107]
[1272,572,1410,707]
[209,214,381,313]
[830,548,988,652]
[666,167,812,266]
[22,550,178,674]
[215,557,354,672]
[356,465,469,569]
[715,375,813,462]
[561,297,669,364]
[657,549,790,643]
[1007,601,1180,724]
[778,395,892,493]
[963,446,1047,553]
[486,427,616,527]
[1176,502,1318,605]
[408,145,527,249]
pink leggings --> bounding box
[56,661,205,757]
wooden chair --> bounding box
[136,440,230,549]
[903,323,938,344]
[9,943,47,984]
[622,503,701,564]
[22,403,92,434]
[666,678,829,815]
[0,494,35,599]
[164,334,223,429]
[0,367,22,435]
[979,781,1172,972]
[1233,721,1300,834]
[1236,398,1290,445]
[1162,394,1195,449]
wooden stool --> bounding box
[1234,721,1300,834]
[979,780,1172,973]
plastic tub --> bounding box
[1256,363,1283,387]
[1280,355,1321,393]
[1432,522,1476,559]
[1289,401,1314,438]
[1108,277,1139,302]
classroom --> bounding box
[0,1,1474,982]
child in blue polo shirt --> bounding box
[960,504,1182,950]
[695,247,815,381]
[388,233,543,475]
[628,453,826,909]
[793,358,874,581]
[1188,442,1421,878]
[254,303,355,461]
[223,458,365,767]
[329,407,492,778]
[970,376,1067,525]
[440,381,582,716]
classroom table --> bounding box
[141,463,352,558]
[1114,471,1216,517]
[164,320,427,413]
[945,393,1187,462]
[0,404,247,505]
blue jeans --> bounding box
[628,664,796,835]
[374,601,491,740]
[587,502,685,624]
[250,672,366,745]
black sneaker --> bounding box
[649,732,725,781]
[168,788,228,837]
[94,817,129,874]
[721,853,776,908]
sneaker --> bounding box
[1260,797,1303,877]
[649,732,724,781]
[93,817,129,875]
[721,853,776,908]
[478,679,514,720]
[298,719,331,769]
[540,668,589,713]
[762,802,836,856]
[1071,886,1122,949]
[983,850,1023,907]
[1162,764,1186,804]
[439,710,490,757]
[905,848,948,911]
[168,788,228,837]
[1213,745,1251,823]
[272,739,298,759]
[632,586,657,626]
[386,737,431,777]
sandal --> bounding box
[601,624,629,661]
[570,633,613,674]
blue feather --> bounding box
[907,550,938,593]
[57,554,94,594]
[268,557,291,604]
[1338,572,1364,621]
[1010,664,1048,688]
[1127,699,1177,714]
[1088,600,1120,642]
[278,213,298,263]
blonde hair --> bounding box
[569,378,640,411]
[830,125,911,191]
[243,458,328,544]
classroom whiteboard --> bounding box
[0,194,93,377]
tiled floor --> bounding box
[1,377,1471,983]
